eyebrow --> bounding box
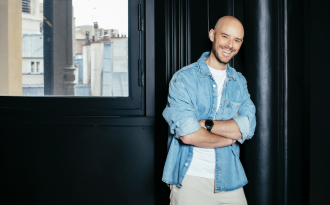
[220,32,243,41]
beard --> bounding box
[211,39,236,65]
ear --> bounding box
[209,29,215,42]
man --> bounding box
[162,16,256,205]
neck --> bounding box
[205,51,227,70]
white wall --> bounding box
[22,58,44,73]
[75,30,86,39]
[22,58,44,85]
[112,38,128,72]
[22,74,44,85]
[22,0,43,34]
[111,38,128,96]
[90,42,103,96]
[83,45,91,84]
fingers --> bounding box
[232,139,236,145]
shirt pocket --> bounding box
[224,100,242,118]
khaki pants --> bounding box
[170,175,248,205]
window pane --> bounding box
[0,0,129,97]
[22,0,31,13]
[73,0,129,97]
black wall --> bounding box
[1,117,156,205]
[310,0,330,204]
[1,121,154,204]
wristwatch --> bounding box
[205,120,214,132]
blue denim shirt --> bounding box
[162,52,256,192]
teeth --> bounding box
[223,50,232,54]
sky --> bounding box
[40,0,128,35]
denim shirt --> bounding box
[162,52,256,192]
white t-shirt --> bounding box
[186,65,226,179]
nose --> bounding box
[226,38,234,49]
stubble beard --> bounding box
[211,39,235,65]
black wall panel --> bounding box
[242,0,281,204]
[1,125,154,204]
[302,0,311,204]
[189,0,209,62]
[310,0,330,204]
[286,0,308,204]
[154,0,171,204]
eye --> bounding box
[223,35,228,38]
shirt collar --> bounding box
[197,52,237,81]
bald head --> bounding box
[214,16,244,36]
[207,16,244,69]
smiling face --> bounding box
[209,17,244,67]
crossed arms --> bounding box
[180,119,242,148]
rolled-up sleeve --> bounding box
[162,73,201,139]
[233,75,256,144]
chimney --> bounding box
[94,22,99,29]
[94,22,99,41]
[85,31,90,44]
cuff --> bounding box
[174,117,201,139]
[233,115,249,144]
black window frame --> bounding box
[0,0,155,117]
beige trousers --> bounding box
[170,175,248,205]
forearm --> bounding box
[200,119,242,140]
[180,127,233,148]
[213,119,242,139]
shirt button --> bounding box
[185,163,188,166]
[213,108,216,111]
[213,84,216,87]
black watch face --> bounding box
[205,120,213,128]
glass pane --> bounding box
[0,0,129,97]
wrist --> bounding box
[221,138,233,147]
[205,120,214,132]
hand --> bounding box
[231,139,236,145]
[198,120,206,129]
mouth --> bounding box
[221,48,233,57]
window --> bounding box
[31,62,35,73]
[22,0,31,14]
[11,0,132,97]
[0,0,148,116]
[36,62,40,73]
[29,61,41,73]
